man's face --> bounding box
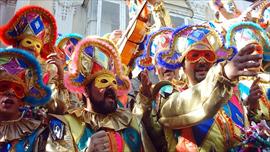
[0,90,22,117]
[85,75,118,115]
[156,66,179,81]
[183,50,216,85]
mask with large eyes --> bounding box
[94,73,117,89]
[19,36,43,57]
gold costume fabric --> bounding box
[0,117,46,151]
[134,62,239,151]
[0,118,41,143]
[159,63,236,128]
[46,108,155,152]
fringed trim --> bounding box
[137,27,175,70]
[156,50,182,70]
[136,55,155,71]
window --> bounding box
[100,1,120,36]
[170,13,185,28]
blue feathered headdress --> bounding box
[0,48,51,106]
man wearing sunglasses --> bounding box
[0,48,52,151]
[138,24,263,151]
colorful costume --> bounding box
[158,24,247,152]
[134,27,181,151]
[54,33,84,110]
[226,21,270,124]
[46,36,155,152]
[0,48,52,151]
[0,5,84,114]
[135,24,242,151]
[0,5,59,90]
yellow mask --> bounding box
[94,73,118,89]
[19,35,43,56]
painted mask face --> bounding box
[19,35,43,57]
[94,73,117,90]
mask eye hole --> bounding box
[205,52,210,57]
[36,44,41,48]
[101,79,108,83]
[0,83,8,89]
[113,80,117,84]
[192,52,199,58]
[26,40,32,44]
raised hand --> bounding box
[139,70,152,98]
[87,130,110,152]
[224,44,263,80]
[245,77,262,111]
[46,53,65,81]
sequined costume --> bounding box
[46,37,155,152]
[135,25,247,151]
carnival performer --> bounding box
[0,48,52,151]
[136,27,181,82]
[241,1,270,71]
[0,5,79,114]
[226,22,270,125]
[46,36,155,152]
[54,33,84,110]
[133,27,182,151]
[0,5,58,78]
[168,24,248,152]
[136,24,263,151]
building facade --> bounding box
[1,0,252,38]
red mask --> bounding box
[0,81,25,99]
[186,50,217,63]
